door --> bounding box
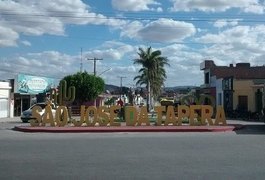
[224,91,233,112]
[22,97,30,111]
[255,89,263,113]
[238,96,248,111]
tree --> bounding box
[133,46,169,111]
[62,71,105,104]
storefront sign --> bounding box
[15,74,55,94]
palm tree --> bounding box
[133,47,169,111]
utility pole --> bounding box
[87,57,103,76]
[118,76,126,99]
[263,83,265,119]
[80,48,83,72]
[87,57,103,107]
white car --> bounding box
[20,103,56,123]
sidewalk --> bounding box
[0,116,21,123]
[226,119,265,125]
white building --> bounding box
[0,81,12,118]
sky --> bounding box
[0,0,265,87]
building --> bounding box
[200,60,265,114]
[11,73,56,116]
[0,81,12,118]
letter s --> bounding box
[30,106,42,127]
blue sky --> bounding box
[0,0,265,87]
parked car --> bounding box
[20,103,56,123]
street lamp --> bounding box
[118,76,126,99]
[98,68,112,76]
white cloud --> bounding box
[254,54,265,65]
[0,56,131,87]
[0,43,202,87]
[28,51,75,67]
[170,0,264,13]
[0,51,80,80]
[121,18,196,43]
[197,25,265,66]
[197,25,265,45]
[84,41,135,60]
[213,19,240,28]
[3,36,264,87]
[0,43,136,86]
[160,43,188,54]
[112,0,161,11]
[158,44,204,86]
[165,64,203,86]
[156,7,163,12]
[120,21,144,39]
[244,4,265,14]
[0,0,127,47]
[20,40,31,46]
[101,65,137,86]
[83,42,205,86]
[0,26,19,47]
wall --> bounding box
[0,81,12,118]
[210,75,217,87]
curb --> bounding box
[13,125,243,133]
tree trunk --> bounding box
[147,81,151,112]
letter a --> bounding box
[42,104,55,126]
[214,106,227,125]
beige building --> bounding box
[233,79,263,112]
[200,60,265,114]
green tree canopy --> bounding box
[62,71,105,104]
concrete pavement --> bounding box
[1,126,265,180]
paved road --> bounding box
[0,117,265,180]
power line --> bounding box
[1,10,265,23]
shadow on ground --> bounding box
[235,124,265,135]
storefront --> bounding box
[13,74,55,116]
[0,81,12,118]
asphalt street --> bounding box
[0,117,265,180]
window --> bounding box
[222,77,233,90]
[205,72,210,84]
